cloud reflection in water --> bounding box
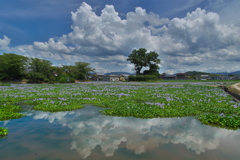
[25,105,240,159]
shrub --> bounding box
[68,77,75,83]
[58,77,67,83]
[128,75,136,81]
[0,82,11,86]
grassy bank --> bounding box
[224,83,240,102]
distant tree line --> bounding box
[0,53,95,83]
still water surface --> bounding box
[1,105,240,160]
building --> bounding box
[199,75,210,80]
[91,72,105,81]
[103,75,120,81]
[197,75,232,80]
[90,73,131,81]
[162,74,177,80]
[211,76,229,80]
[52,71,58,77]
[230,76,240,80]
[119,74,130,81]
[176,73,188,80]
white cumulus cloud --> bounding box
[2,2,240,73]
[0,35,10,50]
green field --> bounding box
[1,81,240,136]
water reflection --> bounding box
[17,105,240,159]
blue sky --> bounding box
[0,0,240,73]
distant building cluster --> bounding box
[90,73,130,81]
[89,72,240,82]
[161,73,240,80]
[197,75,240,80]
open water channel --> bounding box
[1,104,240,160]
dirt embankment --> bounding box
[221,83,240,102]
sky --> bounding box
[0,0,240,74]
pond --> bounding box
[1,105,240,160]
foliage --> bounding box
[16,57,95,83]
[33,98,84,112]
[61,65,78,80]
[58,77,67,83]
[145,51,161,75]
[26,58,53,83]
[0,53,28,81]
[0,81,240,130]
[197,113,240,129]
[127,48,160,75]
[27,72,46,83]
[74,62,95,81]
[0,82,11,86]
[69,77,76,83]
[0,127,8,136]
[58,76,74,83]
[0,104,25,121]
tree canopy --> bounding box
[127,48,160,75]
[74,62,95,81]
[26,58,53,83]
[0,53,95,83]
[0,53,28,81]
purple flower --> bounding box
[146,102,153,105]
[83,98,91,100]
[232,105,237,109]
[58,98,67,101]
[166,97,173,101]
[73,93,81,96]
[116,93,129,96]
[146,102,164,108]
[219,113,225,117]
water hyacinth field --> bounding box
[1,81,240,159]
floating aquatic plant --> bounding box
[0,104,25,121]
[197,113,240,130]
[0,82,240,130]
[0,127,8,137]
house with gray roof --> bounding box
[90,72,105,81]
[103,75,120,81]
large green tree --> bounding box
[146,51,161,75]
[26,58,53,83]
[61,65,77,78]
[74,62,95,81]
[127,48,160,75]
[0,53,27,81]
